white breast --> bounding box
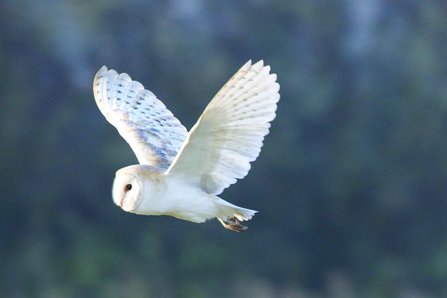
[133,175,219,223]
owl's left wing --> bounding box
[94,66,188,169]
[166,60,280,195]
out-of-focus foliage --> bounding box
[1,0,447,297]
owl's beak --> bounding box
[119,198,124,208]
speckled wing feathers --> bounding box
[94,67,188,169]
[167,60,280,195]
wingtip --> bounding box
[264,64,271,73]
[243,60,252,69]
[252,60,265,71]
[94,66,108,80]
[242,60,270,71]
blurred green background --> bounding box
[1,0,447,297]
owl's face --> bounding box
[112,170,143,212]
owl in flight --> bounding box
[93,60,280,232]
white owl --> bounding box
[93,60,280,231]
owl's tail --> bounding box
[216,199,257,232]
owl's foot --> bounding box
[218,216,247,232]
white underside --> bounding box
[131,174,256,223]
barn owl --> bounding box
[93,60,280,232]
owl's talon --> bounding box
[218,216,247,232]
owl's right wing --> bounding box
[166,60,280,195]
[94,67,188,169]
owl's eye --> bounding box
[125,184,132,191]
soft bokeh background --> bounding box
[1,0,447,297]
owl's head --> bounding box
[112,166,144,212]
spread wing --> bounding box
[166,60,280,195]
[93,66,188,169]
